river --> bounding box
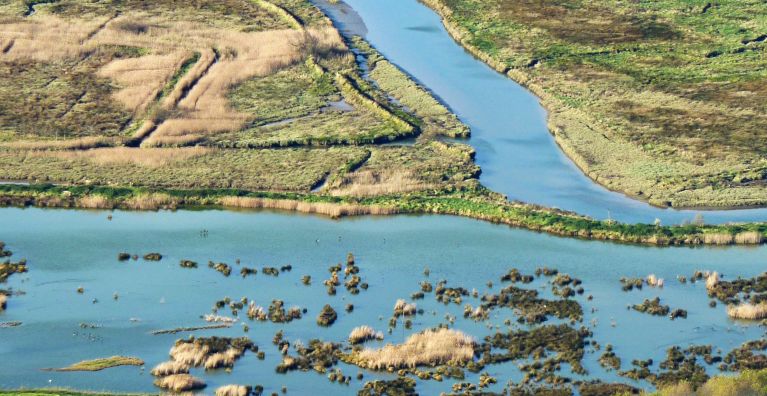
[311,0,767,225]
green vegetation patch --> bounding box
[229,63,338,127]
[0,147,370,192]
[50,356,144,372]
[423,0,767,208]
[353,36,469,138]
[0,53,133,140]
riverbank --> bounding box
[3,183,767,246]
[418,0,767,210]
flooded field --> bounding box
[1,207,765,394]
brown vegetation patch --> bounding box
[41,147,212,167]
[353,328,474,370]
[153,374,206,392]
[497,0,679,46]
[218,196,398,218]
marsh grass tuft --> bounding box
[150,361,189,377]
[153,374,206,392]
[215,385,251,396]
[349,325,384,345]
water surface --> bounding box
[1,207,765,393]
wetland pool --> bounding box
[1,207,766,394]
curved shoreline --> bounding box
[2,184,766,247]
[416,0,767,211]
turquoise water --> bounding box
[1,207,765,393]
[312,0,767,225]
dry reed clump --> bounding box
[706,272,720,290]
[393,299,416,317]
[169,338,250,370]
[204,350,239,370]
[153,374,206,392]
[735,231,764,245]
[124,193,178,210]
[726,303,767,320]
[703,233,734,245]
[218,196,398,219]
[0,294,7,311]
[215,385,251,396]
[40,147,212,168]
[355,328,474,370]
[646,274,664,288]
[330,170,432,196]
[169,342,210,367]
[78,195,113,209]
[349,325,384,344]
[150,361,189,377]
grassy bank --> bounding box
[0,391,153,396]
[419,0,767,209]
[3,183,767,246]
[47,357,144,372]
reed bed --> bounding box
[204,351,237,370]
[169,340,246,370]
[0,137,119,151]
[153,374,206,392]
[123,193,177,210]
[355,328,474,370]
[735,231,764,245]
[77,195,112,209]
[349,325,384,344]
[702,233,734,245]
[330,170,431,196]
[726,303,767,320]
[0,16,106,61]
[170,342,211,367]
[218,196,398,218]
[150,361,189,377]
[143,26,344,146]
[98,51,191,114]
[2,12,345,146]
[41,147,211,167]
[215,385,251,396]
